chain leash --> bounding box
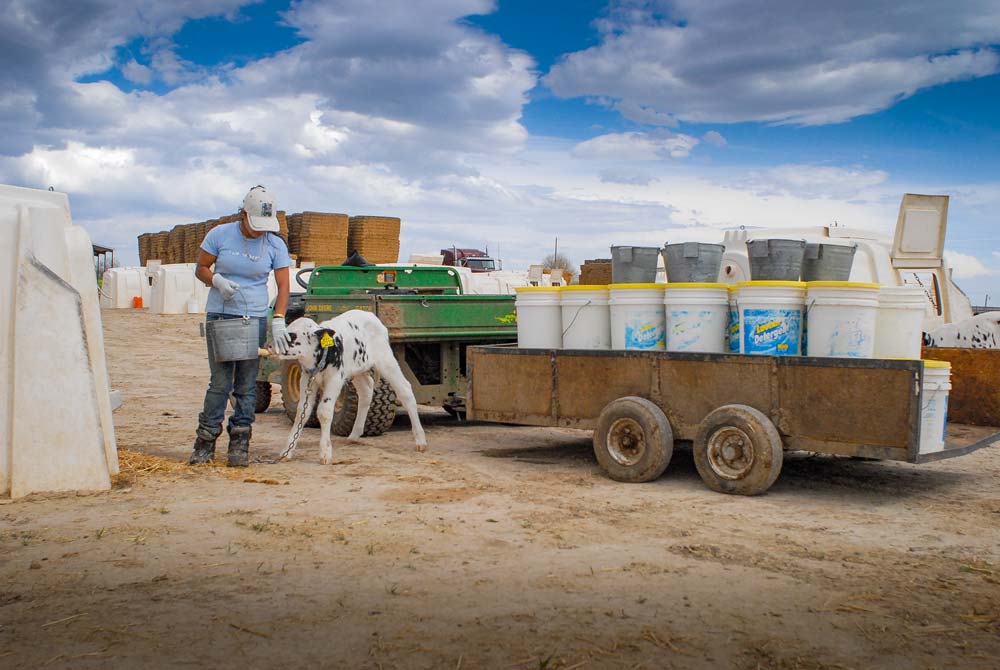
[254,368,316,464]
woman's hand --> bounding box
[271,317,291,354]
[212,274,240,301]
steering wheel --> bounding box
[295,267,312,290]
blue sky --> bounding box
[2,0,999,301]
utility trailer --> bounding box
[466,346,999,495]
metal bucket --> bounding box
[661,242,725,282]
[801,243,857,281]
[746,239,807,281]
[610,246,660,284]
[205,291,259,362]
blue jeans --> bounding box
[198,313,267,436]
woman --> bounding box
[189,185,292,467]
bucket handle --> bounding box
[562,299,593,338]
[222,287,250,320]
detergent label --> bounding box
[728,307,739,353]
[742,309,801,356]
[668,309,715,351]
[624,311,665,350]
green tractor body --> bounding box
[258,265,517,432]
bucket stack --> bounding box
[348,216,401,263]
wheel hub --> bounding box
[706,426,754,480]
[606,418,647,466]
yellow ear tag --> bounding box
[320,333,335,349]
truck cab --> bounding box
[441,248,497,273]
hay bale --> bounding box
[580,259,612,285]
[137,233,152,267]
[347,215,401,264]
[149,231,168,263]
[294,211,349,265]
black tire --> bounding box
[331,378,398,437]
[592,397,674,483]
[693,404,783,496]
[281,361,319,428]
[254,381,272,413]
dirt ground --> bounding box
[2,309,999,669]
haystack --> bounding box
[347,215,401,264]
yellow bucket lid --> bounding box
[609,283,664,289]
[663,282,729,289]
[736,280,807,288]
[561,284,609,291]
[922,359,952,369]
[515,286,561,292]
[806,281,880,289]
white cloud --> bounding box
[544,0,1000,125]
[613,100,678,127]
[702,130,726,147]
[573,131,699,160]
[121,59,153,85]
[946,251,996,279]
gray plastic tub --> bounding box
[801,243,857,281]
[746,239,807,281]
[611,246,660,284]
[662,242,725,283]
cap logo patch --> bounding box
[260,202,273,217]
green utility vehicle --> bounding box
[257,265,517,435]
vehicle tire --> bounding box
[281,361,319,428]
[331,378,398,437]
[693,404,783,496]
[592,397,674,483]
[254,381,272,413]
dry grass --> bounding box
[113,449,288,487]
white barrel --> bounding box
[561,286,611,350]
[663,283,729,353]
[727,287,739,353]
[736,281,806,356]
[805,282,880,358]
[609,284,665,350]
[875,286,927,359]
[919,360,952,455]
[515,287,562,349]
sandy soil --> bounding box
[2,309,999,669]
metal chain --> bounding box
[254,368,316,464]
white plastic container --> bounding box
[149,263,204,315]
[919,360,951,454]
[663,283,729,353]
[728,287,739,353]
[805,282,880,358]
[515,287,562,348]
[561,286,610,350]
[609,284,665,350]
[875,286,927,359]
[100,267,149,309]
[736,281,806,356]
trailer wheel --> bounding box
[693,404,783,496]
[593,397,674,483]
[331,378,398,437]
[281,361,319,428]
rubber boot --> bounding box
[188,426,219,465]
[227,425,251,468]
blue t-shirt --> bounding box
[201,222,291,317]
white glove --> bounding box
[271,317,290,355]
[212,274,240,301]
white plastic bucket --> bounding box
[663,283,729,353]
[805,282,880,358]
[736,281,806,356]
[875,286,926,359]
[561,286,610,350]
[515,287,562,349]
[609,284,665,350]
[919,361,951,454]
[728,287,739,353]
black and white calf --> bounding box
[274,310,427,463]
[923,312,1000,349]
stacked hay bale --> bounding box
[150,232,169,263]
[277,210,289,241]
[137,233,152,267]
[347,215,401,263]
[580,259,612,285]
[286,213,302,257]
[295,212,349,266]
[169,227,185,264]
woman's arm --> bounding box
[273,267,290,316]
[196,249,217,287]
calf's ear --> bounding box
[314,328,342,370]
[316,328,337,350]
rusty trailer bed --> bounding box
[467,345,1000,466]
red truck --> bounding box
[440,248,497,272]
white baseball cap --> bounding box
[242,185,279,232]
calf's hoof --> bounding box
[414,443,427,453]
